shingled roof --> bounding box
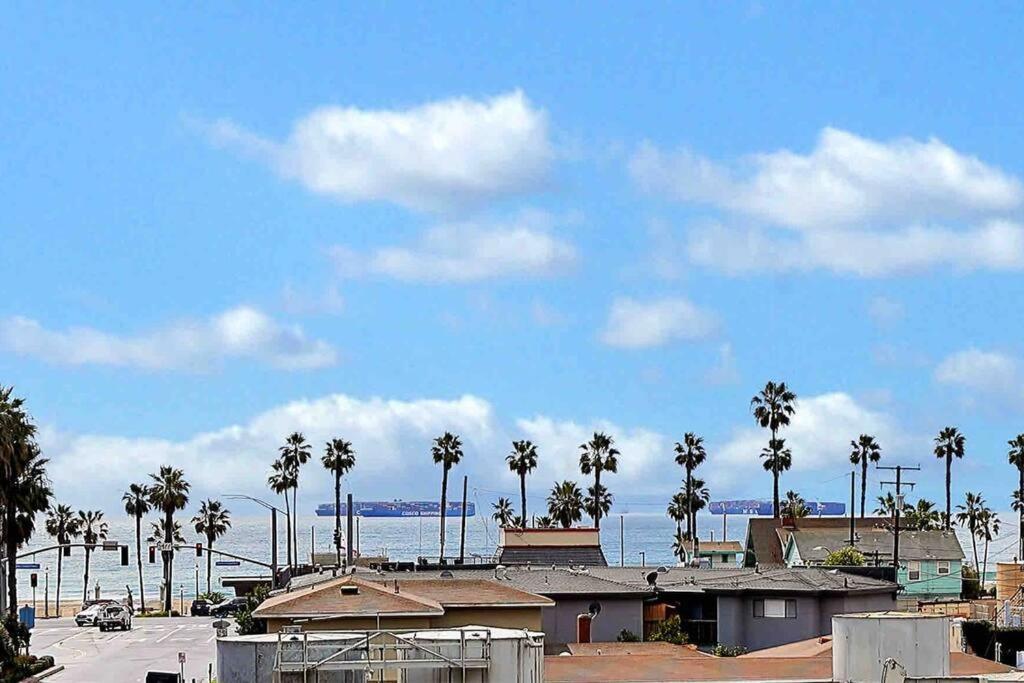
[497,545,608,567]
[744,517,891,567]
[787,526,965,563]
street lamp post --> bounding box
[195,563,199,600]
[223,494,287,588]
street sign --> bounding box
[178,651,186,664]
[16,563,40,570]
[102,540,120,551]
[160,542,174,552]
[215,560,241,567]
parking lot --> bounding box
[32,616,225,682]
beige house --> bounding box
[254,575,552,633]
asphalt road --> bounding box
[32,616,226,682]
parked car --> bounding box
[190,598,212,616]
[98,604,132,632]
[209,597,248,617]
[75,604,104,627]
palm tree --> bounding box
[579,432,619,530]
[935,427,966,530]
[685,477,711,530]
[875,492,899,517]
[431,432,463,560]
[849,434,881,518]
[978,507,1000,586]
[506,440,538,523]
[535,516,554,529]
[902,498,941,531]
[584,483,613,525]
[781,490,810,518]
[78,510,108,604]
[0,387,52,613]
[759,438,792,505]
[267,459,295,569]
[547,481,584,529]
[322,439,356,566]
[956,491,985,571]
[192,499,231,595]
[122,484,150,613]
[45,504,81,616]
[148,465,190,612]
[1009,435,1024,556]
[667,491,687,538]
[674,433,706,540]
[148,518,186,544]
[672,529,688,564]
[279,432,312,565]
[751,381,797,518]
[492,497,515,527]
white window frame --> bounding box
[907,560,921,581]
[754,598,796,619]
[936,560,950,575]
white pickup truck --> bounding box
[97,604,132,632]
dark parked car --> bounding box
[190,599,212,617]
[209,597,248,617]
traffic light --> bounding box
[30,574,37,588]
[120,546,129,566]
[148,546,156,564]
[62,545,71,557]
[196,543,203,557]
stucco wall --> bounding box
[540,597,644,644]
[265,607,542,634]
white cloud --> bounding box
[935,348,1023,403]
[710,392,911,493]
[329,211,577,283]
[704,343,740,386]
[204,91,552,212]
[600,296,718,349]
[867,296,905,328]
[685,220,1024,276]
[0,306,337,371]
[631,127,1022,230]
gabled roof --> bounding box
[698,541,743,554]
[787,526,965,563]
[497,545,608,567]
[744,517,891,567]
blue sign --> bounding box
[215,560,241,567]
[16,563,40,570]
[18,606,34,630]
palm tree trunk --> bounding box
[594,470,602,530]
[334,468,342,567]
[439,467,450,560]
[207,538,213,595]
[293,486,300,566]
[164,509,173,613]
[860,460,868,519]
[971,532,979,573]
[6,507,18,614]
[771,428,780,518]
[520,474,527,524]
[283,494,292,570]
[56,548,62,616]
[983,536,990,590]
[685,467,693,540]
[945,456,952,530]
[83,547,91,606]
[1019,465,1023,558]
[136,515,145,613]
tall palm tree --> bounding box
[0,386,52,613]
[1009,435,1024,556]
[781,490,810,518]
[672,529,688,564]
[685,477,711,528]
[267,459,295,569]
[547,481,584,529]
[759,438,792,506]
[579,432,619,530]
[492,497,515,527]
[751,381,797,518]
[506,440,539,523]
[322,439,356,566]
[279,433,311,565]
[849,434,881,518]
[78,510,108,604]
[148,466,190,612]
[148,518,186,544]
[584,483,613,526]
[875,492,899,517]
[122,484,150,613]
[431,432,463,560]
[903,498,941,531]
[978,507,1000,586]
[45,504,80,616]
[956,491,985,572]
[667,491,687,538]
[674,433,706,540]
[935,427,966,530]
[192,499,231,595]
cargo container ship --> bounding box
[315,500,476,518]
[709,500,845,516]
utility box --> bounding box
[832,612,949,683]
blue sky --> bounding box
[3,3,1024,515]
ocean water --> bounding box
[10,510,1019,605]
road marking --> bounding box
[155,626,183,643]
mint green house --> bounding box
[782,526,965,602]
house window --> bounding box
[908,561,921,581]
[937,561,950,575]
[753,598,796,618]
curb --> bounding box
[23,664,64,682]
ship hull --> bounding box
[315,501,476,518]
[709,500,845,516]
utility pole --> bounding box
[459,476,468,564]
[849,470,856,546]
[878,464,920,570]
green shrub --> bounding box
[235,585,269,636]
[823,547,865,567]
[199,591,226,603]
[616,629,640,642]
[713,644,747,657]
[648,616,688,646]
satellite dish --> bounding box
[645,571,659,588]
[440,570,454,578]
[588,602,601,618]
[657,566,669,573]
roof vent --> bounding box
[340,585,359,596]
[440,570,454,578]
